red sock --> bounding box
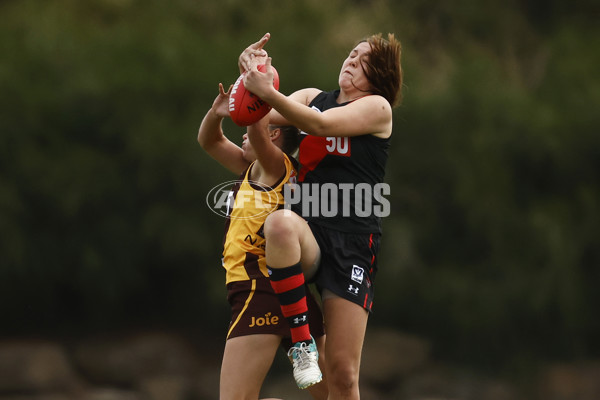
[268,263,311,344]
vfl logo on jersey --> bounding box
[351,265,364,284]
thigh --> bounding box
[220,334,282,400]
[322,294,369,373]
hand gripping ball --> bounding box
[229,64,279,127]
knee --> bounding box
[326,360,359,394]
[264,210,297,240]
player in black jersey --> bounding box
[241,32,402,399]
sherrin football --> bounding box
[229,64,280,127]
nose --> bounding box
[243,133,249,140]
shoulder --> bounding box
[347,95,393,138]
[355,94,392,111]
[350,95,393,121]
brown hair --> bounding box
[360,33,403,107]
[270,125,300,155]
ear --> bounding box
[269,127,282,142]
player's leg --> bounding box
[322,292,368,400]
[264,209,321,345]
[264,209,322,389]
[264,209,320,277]
[220,334,281,400]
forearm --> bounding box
[264,90,327,136]
[247,121,286,180]
[267,108,291,126]
[197,108,225,150]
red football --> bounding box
[229,64,280,127]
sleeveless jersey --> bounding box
[297,90,390,233]
[222,155,297,284]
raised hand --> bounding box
[238,33,270,73]
[244,56,275,100]
[211,83,232,118]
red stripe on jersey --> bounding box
[298,136,329,181]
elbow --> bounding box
[306,123,331,137]
[197,130,206,148]
[197,124,212,149]
[301,114,332,137]
[197,132,213,151]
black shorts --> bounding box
[226,277,325,343]
[309,223,380,312]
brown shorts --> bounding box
[226,277,325,344]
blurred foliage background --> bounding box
[1,0,599,375]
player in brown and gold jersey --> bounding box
[198,81,327,400]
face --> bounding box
[338,41,372,94]
[241,132,256,163]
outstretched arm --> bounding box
[198,83,249,175]
[246,117,287,186]
[245,57,393,138]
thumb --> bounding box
[265,57,273,73]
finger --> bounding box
[252,49,268,58]
[249,54,259,71]
[251,32,270,50]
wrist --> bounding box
[264,87,281,107]
[209,107,226,120]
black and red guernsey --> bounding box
[295,89,391,234]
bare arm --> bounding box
[265,89,318,126]
[246,117,287,187]
[197,83,250,175]
[245,58,393,138]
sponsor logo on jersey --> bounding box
[347,284,360,295]
[249,312,280,327]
